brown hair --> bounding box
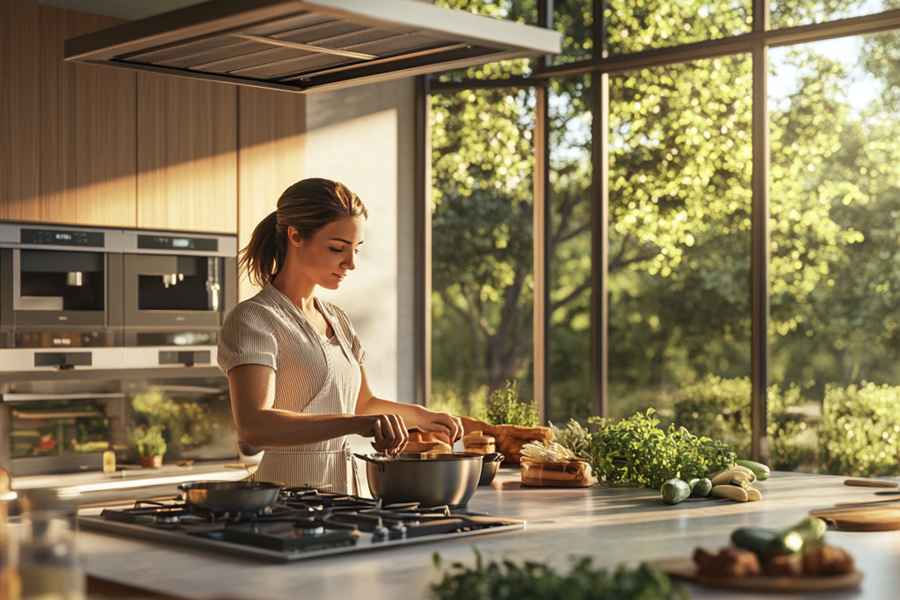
[240,178,368,287]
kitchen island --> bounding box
[75,469,898,599]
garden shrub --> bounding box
[818,383,900,477]
[672,375,808,471]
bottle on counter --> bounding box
[1,468,22,600]
[17,489,86,600]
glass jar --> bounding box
[17,489,86,600]
[1,468,22,600]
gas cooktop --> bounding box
[78,488,525,562]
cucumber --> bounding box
[736,459,770,481]
[660,478,691,505]
[733,517,828,560]
[731,527,779,560]
[690,477,713,498]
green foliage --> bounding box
[132,387,220,449]
[134,426,167,458]
[484,380,539,427]
[548,419,592,460]
[588,409,736,488]
[431,547,688,600]
[672,375,810,472]
[430,384,489,420]
[819,383,900,477]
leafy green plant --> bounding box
[132,387,220,449]
[430,548,688,600]
[484,380,539,427]
[134,426,167,458]
[549,419,592,461]
[588,409,736,489]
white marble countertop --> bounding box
[73,468,899,600]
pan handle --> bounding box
[353,453,385,472]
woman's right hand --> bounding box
[363,414,409,455]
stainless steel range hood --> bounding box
[63,0,561,93]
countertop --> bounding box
[72,469,898,600]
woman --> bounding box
[218,178,462,493]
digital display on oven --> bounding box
[138,235,218,252]
[21,228,104,247]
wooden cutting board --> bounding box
[809,505,900,531]
[649,557,864,593]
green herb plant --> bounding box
[589,409,736,489]
[134,425,167,458]
[430,547,688,600]
[484,380,539,427]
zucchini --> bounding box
[660,478,691,505]
[736,459,770,481]
[690,477,713,498]
[734,517,829,560]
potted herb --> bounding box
[459,381,552,464]
[135,426,167,468]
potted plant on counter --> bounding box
[135,426,167,468]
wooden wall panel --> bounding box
[0,0,41,221]
[237,87,306,300]
[137,74,238,233]
[39,7,137,227]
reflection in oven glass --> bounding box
[10,399,112,459]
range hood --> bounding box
[64,0,561,93]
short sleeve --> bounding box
[217,301,278,373]
[331,305,366,366]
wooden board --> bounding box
[809,506,900,531]
[649,557,864,593]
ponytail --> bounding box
[239,211,283,288]
[238,178,368,289]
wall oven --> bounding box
[120,229,237,369]
[0,223,124,372]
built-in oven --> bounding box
[120,230,237,369]
[0,391,126,476]
[0,223,124,371]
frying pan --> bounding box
[177,480,282,513]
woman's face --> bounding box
[289,216,365,290]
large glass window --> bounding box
[428,0,900,475]
[771,0,900,29]
[607,56,753,450]
[548,75,592,423]
[430,87,536,416]
[769,31,900,475]
[605,0,752,55]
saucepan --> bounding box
[177,480,283,513]
[478,453,505,486]
[354,452,482,508]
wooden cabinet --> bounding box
[237,87,306,300]
[1,0,134,226]
[137,74,238,233]
[0,0,306,246]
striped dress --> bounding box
[217,284,365,494]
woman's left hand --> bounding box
[412,407,464,443]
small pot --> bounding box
[354,452,482,508]
[478,453,504,486]
[140,455,162,469]
[178,481,282,513]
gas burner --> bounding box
[83,489,525,562]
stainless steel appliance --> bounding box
[63,0,560,94]
[0,223,124,372]
[0,222,237,372]
[120,229,237,369]
[0,391,126,476]
[79,488,525,562]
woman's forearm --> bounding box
[235,409,370,448]
[357,397,428,427]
